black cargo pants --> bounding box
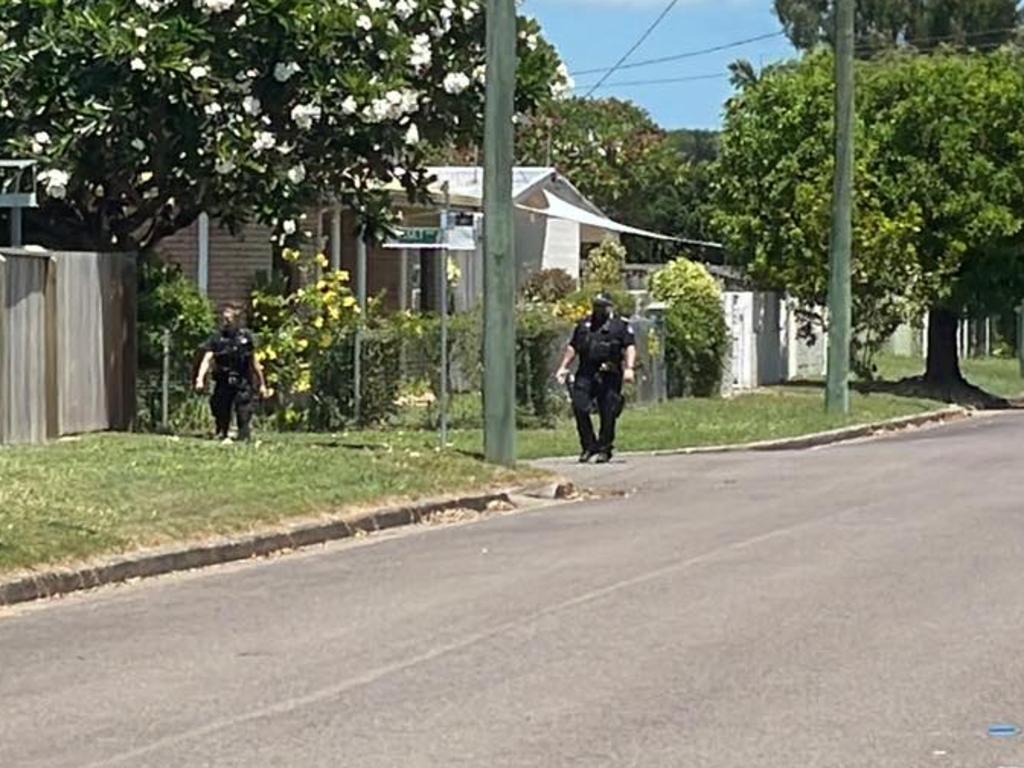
[571,371,624,455]
[211,378,254,441]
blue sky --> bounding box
[522,0,796,130]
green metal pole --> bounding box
[483,0,517,465]
[826,0,855,415]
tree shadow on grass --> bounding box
[855,377,1016,410]
[776,377,1018,410]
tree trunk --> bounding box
[924,307,964,385]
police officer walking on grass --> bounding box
[194,305,270,443]
[556,294,637,464]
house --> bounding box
[157,166,681,312]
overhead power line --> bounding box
[575,73,726,92]
[571,31,787,77]
[581,0,681,98]
[571,23,1021,83]
[570,24,1023,94]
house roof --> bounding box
[426,166,556,203]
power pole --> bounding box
[482,0,517,465]
[826,0,855,415]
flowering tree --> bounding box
[0,0,568,251]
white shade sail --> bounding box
[518,190,722,248]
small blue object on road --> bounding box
[988,724,1021,738]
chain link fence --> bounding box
[138,310,667,438]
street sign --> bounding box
[383,223,478,251]
[384,227,442,248]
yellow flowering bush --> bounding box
[251,250,361,421]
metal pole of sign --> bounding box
[161,328,171,431]
[439,185,451,448]
[354,235,368,424]
[10,208,22,247]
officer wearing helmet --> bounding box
[556,293,637,463]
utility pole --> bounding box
[482,0,517,465]
[826,0,855,415]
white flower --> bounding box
[39,169,69,200]
[134,27,149,39]
[472,64,486,84]
[189,65,209,80]
[131,138,146,151]
[138,171,154,184]
[130,57,147,72]
[204,102,223,116]
[463,3,478,22]
[33,131,51,146]
[341,96,359,115]
[367,0,386,10]
[409,33,432,71]
[356,14,373,31]
[197,0,236,12]
[283,219,297,235]
[287,164,306,184]
[395,0,417,20]
[235,14,248,27]
[243,96,262,116]
[526,33,539,51]
[405,123,420,146]
[215,159,236,175]
[443,72,471,95]
[253,131,276,152]
[290,103,322,130]
[551,62,574,99]
[273,62,301,83]
[135,0,174,11]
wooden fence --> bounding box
[0,249,136,445]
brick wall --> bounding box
[156,218,273,310]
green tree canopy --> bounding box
[515,97,715,259]
[775,0,1022,53]
[714,49,1024,388]
[0,0,566,251]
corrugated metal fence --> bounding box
[0,249,136,445]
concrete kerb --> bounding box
[0,480,577,608]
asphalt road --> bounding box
[4,413,1024,767]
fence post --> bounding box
[439,191,450,448]
[161,328,171,431]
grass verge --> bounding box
[340,386,945,461]
[870,354,1024,400]
[0,434,532,576]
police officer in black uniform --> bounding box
[556,294,637,464]
[194,306,270,442]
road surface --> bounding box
[3,413,1024,767]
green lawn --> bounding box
[871,353,1024,399]
[370,386,945,460]
[0,434,530,575]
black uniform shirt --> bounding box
[570,315,636,377]
[204,329,257,386]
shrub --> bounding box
[250,248,364,429]
[137,253,215,371]
[583,236,626,288]
[650,258,729,397]
[136,253,215,432]
[516,305,572,425]
[560,287,638,322]
[522,268,577,304]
